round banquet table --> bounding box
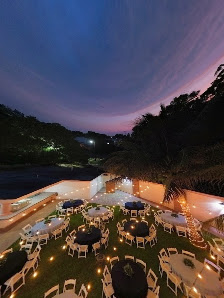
[31,217,64,236]
[54,293,78,298]
[169,254,223,296]
[62,199,84,209]
[0,251,27,288]
[74,227,101,250]
[125,202,144,211]
[88,207,109,217]
[160,212,187,227]
[124,220,149,237]
[111,260,148,298]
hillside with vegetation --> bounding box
[0,106,90,165]
[104,64,224,198]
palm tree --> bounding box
[104,142,224,249]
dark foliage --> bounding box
[104,64,224,198]
[0,105,89,165]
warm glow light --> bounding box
[113,247,117,251]
[33,272,38,278]
[10,294,15,298]
[197,273,202,279]
[82,228,85,232]
[22,213,26,216]
[211,255,216,260]
[205,264,211,270]
[131,226,134,229]
[49,256,54,261]
[87,284,91,290]
[19,241,24,245]
[97,268,101,274]
[62,245,66,250]
[0,254,4,259]
[106,256,110,261]
[34,208,36,211]
[193,287,198,293]
[120,238,123,242]
[43,204,46,206]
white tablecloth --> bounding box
[160,213,187,227]
[170,254,223,296]
[31,218,64,235]
[88,207,109,217]
[54,292,78,298]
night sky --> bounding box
[0,1,224,134]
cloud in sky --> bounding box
[0,0,224,134]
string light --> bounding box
[97,268,101,274]
[49,256,54,261]
[87,284,91,291]
[205,264,211,270]
[33,272,38,278]
[193,287,198,293]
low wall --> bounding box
[0,193,57,230]
[118,179,224,222]
[0,173,111,229]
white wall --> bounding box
[117,179,224,222]
[117,180,133,194]
[45,180,90,200]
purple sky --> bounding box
[0,0,224,135]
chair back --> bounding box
[63,279,76,293]
[44,284,59,297]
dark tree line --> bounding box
[0,106,89,165]
[104,64,224,198]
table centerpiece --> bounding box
[123,263,134,278]
[183,258,195,269]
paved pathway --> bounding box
[0,188,166,252]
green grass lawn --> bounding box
[8,204,214,298]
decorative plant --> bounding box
[183,258,195,269]
[44,219,52,224]
[123,263,134,277]
[171,213,178,218]
[86,227,93,234]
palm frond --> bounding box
[163,180,186,203]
